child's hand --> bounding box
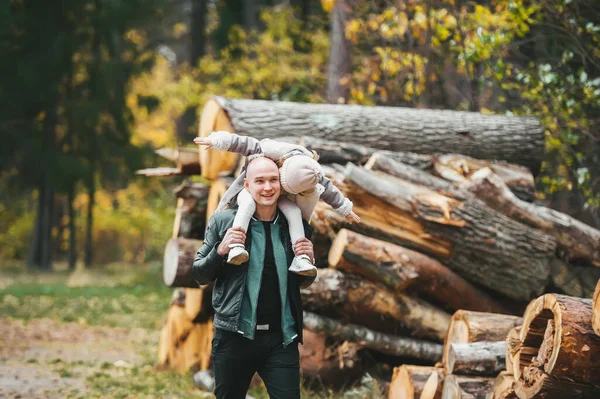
[345,211,361,224]
[193,136,213,150]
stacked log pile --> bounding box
[140,97,600,395]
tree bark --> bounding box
[302,269,450,341]
[328,228,505,313]
[446,341,506,376]
[326,0,351,104]
[441,375,494,399]
[342,163,555,301]
[204,96,545,171]
[466,168,600,267]
[173,181,209,240]
[389,365,443,399]
[443,310,522,368]
[299,329,365,388]
[163,237,203,288]
[594,279,600,337]
[514,294,600,399]
[303,311,442,362]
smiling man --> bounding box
[192,155,315,399]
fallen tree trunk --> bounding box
[443,311,522,367]
[299,329,365,388]
[303,311,442,362]
[173,181,209,240]
[389,365,443,399]
[446,341,506,376]
[343,163,555,301]
[328,228,505,313]
[467,168,600,267]
[202,96,544,171]
[302,269,451,341]
[155,147,201,175]
[163,238,203,288]
[442,375,494,399]
[488,372,517,399]
[514,293,600,399]
[594,280,600,336]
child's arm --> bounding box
[194,131,263,157]
[319,175,361,224]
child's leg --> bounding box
[294,188,321,221]
[227,189,255,265]
[277,197,317,277]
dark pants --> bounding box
[212,328,301,399]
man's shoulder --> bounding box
[209,208,237,227]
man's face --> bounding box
[244,157,281,209]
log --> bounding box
[303,311,442,362]
[302,269,450,341]
[163,237,203,288]
[442,375,494,399]
[157,324,170,366]
[135,167,184,177]
[206,176,235,224]
[549,258,600,298]
[594,279,600,336]
[446,341,506,376]
[342,163,555,301]
[155,147,201,175]
[173,181,209,240]
[389,365,443,399]
[466,168,600,267]
[299,329,365,388]
[443,311,522,367]
[486,372,517,399]
[180,320,213,371]
[328,228,506,313]
[514,293,600,399]
[203,96,544,171]
[198,98,239,180]
[505,327,521,377]
[183,285,214,323]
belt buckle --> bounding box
[256,324,269,331]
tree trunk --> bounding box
[342,163,555,301]
[299,329,365,388]
[190,0,208,65]
[326,0,351,104]
[446,341,506,376]
[67,182,77,270]
[302,269,450,341]
[443,310,522,368]
[389,365,443,399]
[514,294,600,399]
[163,237,203,288]
[441,375,494,399]
[203,96,545,171]
[84,171,95,267]
[27,181,44,268]
[303,311,442,362]
[328,228,505,313]
[488,372,517,399]
[594,279,600,336]
[466,168,600,267]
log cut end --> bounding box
[442,316,468,365]
[594,279,600,336]
[163,237,203,288]
[163,238,180,286]
[389,365,442,399]
[328,228,348,268]
[198,97,239,180]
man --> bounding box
[192,155,315,399]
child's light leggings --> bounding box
[232,188,320,248]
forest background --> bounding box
[1,0,599,271]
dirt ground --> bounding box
[0,318,154,399]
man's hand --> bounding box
[217,227,246,256]
[193,136,213,150]
[345,211,361,224]
[293,237,315,264]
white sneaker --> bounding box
[288,254,317,277]
[227,245,249,265]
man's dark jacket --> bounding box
[191,208,312,344]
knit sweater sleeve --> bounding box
[318,175,354,217]
[208,131,262,156]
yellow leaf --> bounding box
[321,0,336,13]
